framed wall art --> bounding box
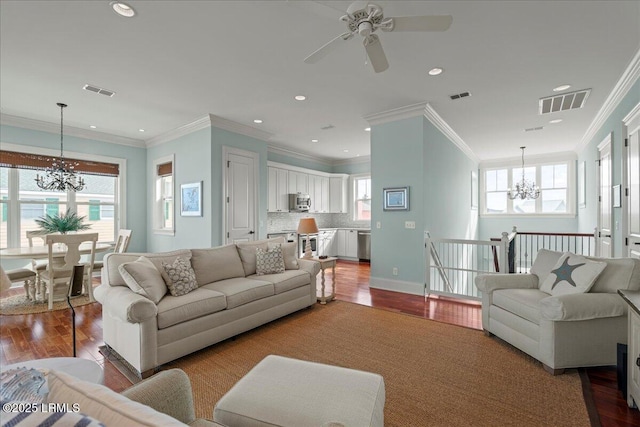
[181,181,203,216]
[383,187,409,211]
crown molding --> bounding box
[576,47,640,153]
[363,102,428,125]
[423,103,479,164]
[0,113,145,148]
[267,144,334,166]
[145,115,212,147]
[209,114,274,142]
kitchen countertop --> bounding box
[268,227,371,234]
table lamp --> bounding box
[297,218,318,259]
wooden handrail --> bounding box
[516,231,594,237]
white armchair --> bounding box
[476,249,640,374]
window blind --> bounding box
[0,150,120,177]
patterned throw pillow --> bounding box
[161,257,198,296]
[256,245,285,276]
[539,252,607,296]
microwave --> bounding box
[289,193,311,212]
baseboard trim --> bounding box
[369,277,424,296]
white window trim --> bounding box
[0,142,126,247]
[479,154,576,218]
[152,154,175,235]
[350,173,372,223]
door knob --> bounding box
[248,231,255,234]
[636,356,640,368]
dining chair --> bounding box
[41,233,98,310]
[92,229,132,274]
[0,266,37,299]
[26,230,49,297]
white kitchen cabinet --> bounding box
[318,229,336,257]
[329,175,348,213]
[288,171,308,195]
[267,167,288,212]
[335,229,358,258]
[309,174,329,213]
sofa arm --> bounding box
[298,258,321,279]
[540,293,627,321]
[95,284,157,323]
[121,369,197,425]
[475,273,538,294]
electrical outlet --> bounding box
[392,267,398,276]
[376,221,381,229]
[405,221,415,229]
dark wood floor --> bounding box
[1,260,638,426]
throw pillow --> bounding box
[118,256,168,304]
[269,241,299,270]
[161,257,198,297]
[256,245,285,276]
[0,410,104,427]
[236,237,285,276]
[539,252,607,296]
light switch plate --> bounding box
[405,221,416,229]
[376,221,381,229]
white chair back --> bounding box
[114,229,132,253]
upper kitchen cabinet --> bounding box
[268,167,289,212]
[308,174,329,213]
[329,175,348,214]
[288,171,308,195]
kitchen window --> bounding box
[153,155,174,235]
[481,158,574,216]
[352,175,371,221]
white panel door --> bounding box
[624,103,640,259]
[598,134,613,257]
[225,149,257,244]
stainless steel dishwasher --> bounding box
[357,230,371,261]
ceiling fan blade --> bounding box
[363,35,389,73]
[390,15,453,32]
[304,32,354,64]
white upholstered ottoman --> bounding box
[213,355,385,427]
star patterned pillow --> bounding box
[539,252,607,296]
[161,256,198,296]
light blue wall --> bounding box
[334,160,370,175]
[480,217,578,241]
[267,152,332,173]
[147,128,212,252]
[369,115,478,294]
[0,124,147,260]
[578,79,640,256]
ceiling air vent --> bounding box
[539,89,590,114]
[321,124,335,130]
[83,84,116,97]
[450,91,471,100]
[524,126,544,132]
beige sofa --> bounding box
[476,249,640,374]
[95,238,320,378]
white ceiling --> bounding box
[1,1,639,162]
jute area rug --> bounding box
[162,301,591,427]
[0,293,92,315]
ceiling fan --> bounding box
[303,1,452,73]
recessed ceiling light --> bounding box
[110,1,136,17]
[364,127,371,132]
[311,139,319,143]
[138,129,145,132]
[253,119,263,124]
[428,67,443,76]
[553,84,571,92]
[549,119,563,124]
[89,125,97,129]
[294,95,306,101]
[343,149,349,153]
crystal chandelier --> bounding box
[35,103,85,192]
[507,146,539,200]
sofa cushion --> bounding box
[47,370,188,426]
[161,257,198,297]
[202,277,274,309]
[269,241,299,270]
[539,252,606,296]
[248,269,310,294]
[191,245,245,285]
[145,249,193,288]
[588,256,640,293]
[256,245,285,275]
[531,249,563,284]
[118,256,168,304]
[492,288,550,325]
[237,237,285,276]
[156,287,227,329]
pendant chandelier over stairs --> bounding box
[507,146,540,200]
[35,103,85,192]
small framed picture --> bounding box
[612,184,622,208]
[383,187,409,211]
[181,182,203,216]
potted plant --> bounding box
[34,208,91,235]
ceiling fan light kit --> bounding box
[304,1,452,73]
